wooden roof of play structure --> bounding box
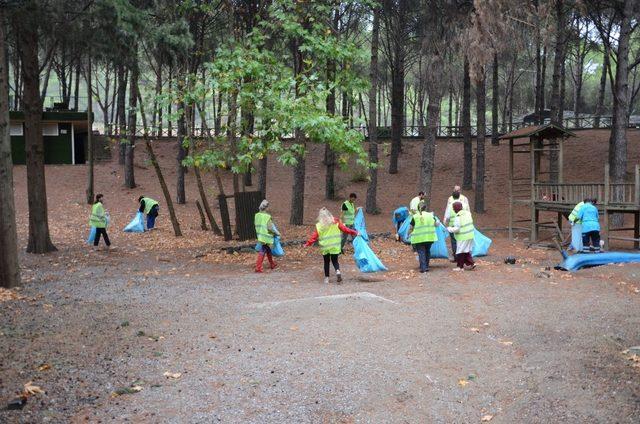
[498,123,576,141]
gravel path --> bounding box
[1,248,639,423]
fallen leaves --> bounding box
[163,372,182,379]
[457,379,469,387]
[37,364,51,372]
[499,340,514,346]
[23,381,45,395]
[481,414,494,422]
[0,288,25,302]
[112,385,143,397]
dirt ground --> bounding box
[1,129,640,422]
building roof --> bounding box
[498,123,576,141]
[10,110,92,122]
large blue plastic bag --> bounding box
[272,236,284,256]
[570,223,583,252]
[398,216,412,244]
[392,207,409,228]
[353,236,387,272]
[87,227,96,244]
[354,208,369,242]
[123,211,145,233]
[429,225,450,258]
[471,229,492,257]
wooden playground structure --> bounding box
[499,124,640,249]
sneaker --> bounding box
[323,277,329,284]
[452,267,463,272]
[464,264,476,271]
[336,273,343,283]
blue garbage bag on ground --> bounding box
[471,229,492,257]
[353,235,387,272]
[124,211,145,233]
[570,223,583,252]
[354,209,369,242]
[87,227,96,244]
[430,225,450,258]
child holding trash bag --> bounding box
[89,194,111,251]
[576,198,601,253]
[254,200,280,272]
[138,196,159,230]
[408,204,439,273]
[305,207,358,284]
[447,202,476,271]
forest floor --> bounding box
[1,129,640,422]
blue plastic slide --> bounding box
[354,209,369,242]
[353,235,387,272]
[556,251,640,272]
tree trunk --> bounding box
[176,98,187,204]
[85,57,94,204]
[16,16,57,253]
[475,70,486,213]
[594,50,609,128]
[366,7,380,214]
[534,0,542,125]
[194,167,222,235]
[491,53,499,145]
[124,58,138,189]
[324,55,337,200]
[258,156,268,198]
[73,60,80,110]
[419,92,441,206]
[116,64,127,164]
[290,36,306,225]
[462,57,472,190]
[137,94,182,237]
[227,89,240,194]
[0,11,21,287]
[388,55,404,174]
[609,0,633,225]
[448,84,453,136]
[541,46,547,114]
[549,0,565,184]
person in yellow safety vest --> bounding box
[138,196,160,230]
[305,207,358,284]
[89,194,111,251]
[443,186,470,261]
[409,191,426,215]
[447,202,476,271]
[339,193,360,253]
[408,203,440,273]
[254,199,280,273]
[568,199,586,224]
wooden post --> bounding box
[218,194,233,241]
[509,139,514,241]
[558,138,564,183]
[604,164,610,250]
[635,164,640,206]
[635,165,640,249]
[530,137,537,242]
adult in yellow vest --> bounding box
[446,202,476,271]
[305,207,358,284]
[254,200,280,273]
[138,195,160,230]
[443,186,470,261]
[339,193,359,252]
[89,193,111,251]
[408,203,440,273]
[409,191,426,215]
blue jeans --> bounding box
[414,242,433,272]
[147,205,158,229]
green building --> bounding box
[10,110,92,165]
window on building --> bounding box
[10,123,23,136]
[42,123,59,136]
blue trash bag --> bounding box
[255,224,284,256]
[354,208,369,242]
[471,229,492,257]
[353,235,387,273]
[570,223,583,252]
[430,225,450,258]
[392,207,409,229]
[87,227,97,244]
[398,215,412,244]
[123,211,146,233]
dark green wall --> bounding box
[11,123,74,165]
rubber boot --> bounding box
[255,253,265,273]
[266,252,277,270]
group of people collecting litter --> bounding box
[568,197,602,253]
[254,185,480,284]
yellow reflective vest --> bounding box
[569,202,584,224]
[89,202,107,228]
[255,212,274,245]
[453,210,475,241]
[342,201,355,226]
[317,223,342,255]
[411,212,438,244]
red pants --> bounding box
[456,252,474,268]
